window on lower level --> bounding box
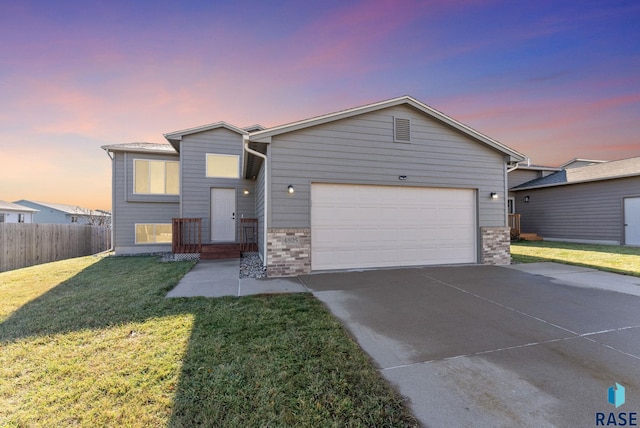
[18,214,25,223]
[0,213,5,222]
[71,216,78,223]
[134,159,180,195]
[135,224,172,244]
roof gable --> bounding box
[0,200,39,212]
[248,96,526,162]
[164,121,248,151]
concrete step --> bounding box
[519,233,543,241]
[201,243,241,260]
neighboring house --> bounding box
[510,156,640,246]
[13,200,111,225]
[0,200,38,223]
[507,164,561,215]
[559,158,607,169]
[103,95,526,276]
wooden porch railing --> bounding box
[172,218,202,253]
[508,214,521,239]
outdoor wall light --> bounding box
[524,196,530,202]
[287,185,295,194]
[490,192,498,200]
[243,189,250,195]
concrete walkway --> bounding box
[166,259,307,298]
[505,262,640,296]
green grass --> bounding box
[0,256,417,427]
[511,241,640,277]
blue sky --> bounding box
[1,0,638,209]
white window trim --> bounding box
[134,223,173,244]
[206,153,240,178]
[508,197,516,214]
[133,159,180,195]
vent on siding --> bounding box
[394,117,411,142]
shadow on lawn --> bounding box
[0,257,194,342]
[1,256,418,427]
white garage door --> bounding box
[311,184,477,271]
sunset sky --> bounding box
[1,0,639,210]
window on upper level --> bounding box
[206,154,239,178]
[134,160,180,195]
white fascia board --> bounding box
[101,146,178,155]
[515,165,562,172]
[248,96,411,142]
[404,98,526,162]
[247,95,526,162]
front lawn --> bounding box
[511,241,640,277]
[0,256,417,427]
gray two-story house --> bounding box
[103,96,526,276]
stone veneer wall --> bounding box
[266,228,311,277]
[480,226,511,265]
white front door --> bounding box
[624,197,640,245]
[211,188,236,242]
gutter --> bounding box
[507,158,524,173]
[243,137,268,268]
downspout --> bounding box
[243,137,268,268]
[102,148,115,251]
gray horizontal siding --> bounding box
[269,104,507,229]
[112,152,179,250]
[180,128,256,242]
[513,176,640,244]
[508,169,541,189]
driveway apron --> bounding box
[300,265,640,427]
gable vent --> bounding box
[394,117,411,142]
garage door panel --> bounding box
[311,184,476,271]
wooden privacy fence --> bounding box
[0,224,111,272]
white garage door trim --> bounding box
[624,197,640,246]
[311,183,477,271]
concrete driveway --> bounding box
[300,263,640,427]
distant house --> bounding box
[103,95,526,276]
[12,200,111,225]
[0,200,38,223]
[507,164,561,215]
[509,157,640,246]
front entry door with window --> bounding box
[211,188,236,242]
[624,197,640,246]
